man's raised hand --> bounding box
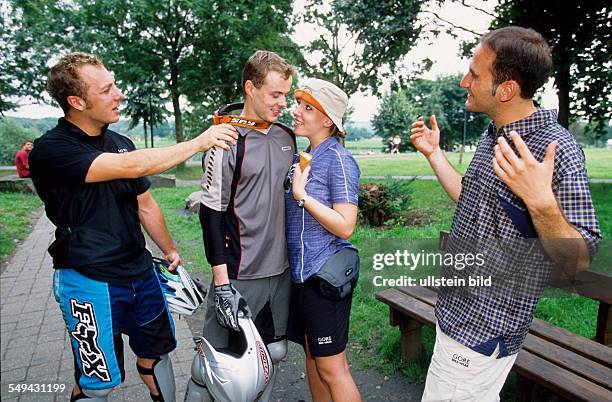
[492,131,558,209]
[410,115,440,158]
[195,123,238,152]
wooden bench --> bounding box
[376,285,612,401]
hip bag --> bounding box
[314,248,360,301]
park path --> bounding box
[1,212,424,401]
[0,214,193,401]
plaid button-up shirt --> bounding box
[436,109,602,357]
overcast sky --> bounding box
[6,0,559,122]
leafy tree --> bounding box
[299,0,427,97]
[1,0,75,114]
[458,0,610,137]
[373,74,490,152]
[7,0,303,165]
[372,90,418,151]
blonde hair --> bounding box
[47,52,105,114]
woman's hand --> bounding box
[292,164,310,201]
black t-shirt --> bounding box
[29,118,152,283]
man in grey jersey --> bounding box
[191,50,296,401]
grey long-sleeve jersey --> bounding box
[199,123,296,279]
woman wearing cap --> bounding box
[285,79,362,402]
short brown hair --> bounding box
[47,52,104,114]
[480,26,552,99]
[22,140,33,146]
[241,50,295,91]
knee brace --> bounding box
[73,387,112,401]
[267,339,287,365]
[136,354,176,402]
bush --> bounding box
[0,118,39,165]
[358,179,413,227]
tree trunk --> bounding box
[143,120,148,148]
[554,20,571,128]
[170,62,185,169]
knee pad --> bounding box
[267,339,287,365]
[77,387,112,401]
[136,354,176,402]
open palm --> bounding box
[410,115,440,157]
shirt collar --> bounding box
[306,136,339,159]
[235,121,279,137]
[58,117,109,139]
[487,109,558,140]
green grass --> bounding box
[0,192,42,263]
[164,148,612,180]
[148,181,610,382]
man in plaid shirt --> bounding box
[411,26,601,401]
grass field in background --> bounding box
[149,180,611,381]
[163,148,610,180]
[0,192,42,263]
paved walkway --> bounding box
[0,214,194,401]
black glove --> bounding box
[214,283,251,332]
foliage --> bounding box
[461,1,611,137]
[6,0,304,155]
[0,118,39,165]
[299,0,426,97]
[345,125,374,141]
[358,179,413,227]
[371,89,418,152]
[373,74,490,152]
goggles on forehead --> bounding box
[213,102,271,129]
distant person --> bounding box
[387,136,394,153]
[286,78,362,402]
[410,26,601,401]
[29,52,237,402]
[392,134,401,154]
[14,140,33,177]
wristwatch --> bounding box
[297,195,310,208]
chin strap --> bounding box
[213,102,271,129]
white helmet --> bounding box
[191,313,273,402]
[153,257,204,316]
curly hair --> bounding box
[47,52,104,114]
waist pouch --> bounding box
[314,248,360,301]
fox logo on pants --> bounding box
[70,299,111,382]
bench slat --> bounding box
[529,318,612,368]
[514,349,612,402]
[522,334,612,390]
[375,289,436,327]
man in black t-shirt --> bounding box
[29,52,237,402]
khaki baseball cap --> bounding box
[294,78,348,133]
